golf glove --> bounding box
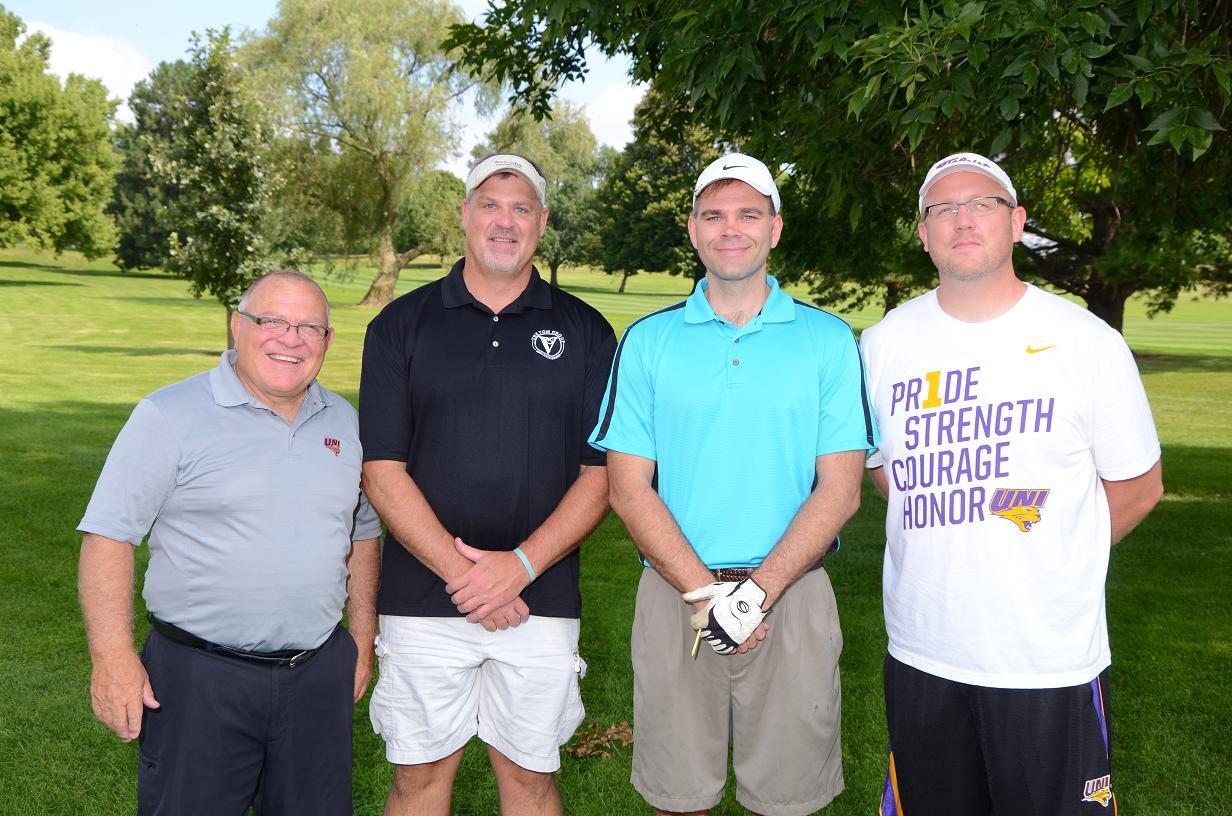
[682,578,767,655]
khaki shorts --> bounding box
[632,568,844,816]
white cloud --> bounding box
[571,80,646,150]
[26,21,152,124]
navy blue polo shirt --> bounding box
[359,260,616,617]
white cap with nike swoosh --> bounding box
[693,153,781,212]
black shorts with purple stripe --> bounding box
[879,654,1116,816]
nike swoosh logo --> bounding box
[722,164,746,170]
[1026,345,1056,354]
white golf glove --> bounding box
[682,578,767,655]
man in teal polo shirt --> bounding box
[590,154,877,816]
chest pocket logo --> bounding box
[531,330,566,360]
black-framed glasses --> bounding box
[923,196,1014,221]
[237,310,331,342]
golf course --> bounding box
[1,248,1227,815]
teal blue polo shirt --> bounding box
[589,276,877,568]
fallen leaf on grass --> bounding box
[567,721,633,759]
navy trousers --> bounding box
[137,625,356,816]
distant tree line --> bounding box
[4,1,1229,337]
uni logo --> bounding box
[1082,774,1112,808]
[989,488,1050,532]
[324,437,341,456]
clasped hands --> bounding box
[445,538,533,631]
[682,578,769,655]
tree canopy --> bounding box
[0,8,116,258]
[591,91,717,292]
[109,60,193,271]
[449,0,1232,329]
[152,29,295,346]
[395,169,466,266]
[249,0,480,306]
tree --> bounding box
[471,102,602,284]
[0,8,116,257]
[109,60,193,271]
[152,29,295,347]
[394,169,466,266]
[592,91,718,292]
[448,0,1232,331]
[249,0,481,307]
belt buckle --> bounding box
[287,650,311,668]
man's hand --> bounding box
[446,538,533,623]
[90,650,158,742]
[683,579,768,655]
[352,633,374,703]
[478,597,531,631]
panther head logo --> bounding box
[992,504,1042,533]
[989,489,1049,533]
[1082,786,1112,807]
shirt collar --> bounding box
[682,275,796,325]
[208,349,330,412]
[441,257,553,313]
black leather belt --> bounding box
[148,614,323,668]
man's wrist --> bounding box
[513,546,537,581]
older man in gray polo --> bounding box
[78,270,381,815]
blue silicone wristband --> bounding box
[513,546,537,581]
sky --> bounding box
[9,0,646,177]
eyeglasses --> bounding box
[237,310,331,342]
[923,196,1014,221]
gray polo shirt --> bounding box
[79,350,382,652]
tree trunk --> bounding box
[1083,284,1130,334]
[359,225,402,306]
[690,260,705,293]
[550,261,560,287]
[226,304,235,350]
[883,279,902,315]
[619,270,630,293]
[359,170,406,307]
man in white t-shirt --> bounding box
[861,152,1163,816]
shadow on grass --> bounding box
[42,265,173,281]
[106,295,214,307]
[1160,445,1229,497]
[41,345,219,357]
[560,282,691,298]
[1136,354,1232,373]
[0,278,82,287]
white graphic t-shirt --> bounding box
[861,284,1159,688]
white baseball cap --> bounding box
[918,152,1017,215]
[466,154,548,207]
[693,153,781,212]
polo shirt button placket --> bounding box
[488,311,505,367]
[728,332,746,386]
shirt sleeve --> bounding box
[358,310,412,462]
[77,399,180,546]
[588,322,658,461]
[580,314,618,466]
[817,325,879,457]
[1088,327,1160,481]
[859,327,886,469]
[351,489,384,541]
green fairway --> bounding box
[1,247,1228,815]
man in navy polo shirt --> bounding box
[359,153,616,816]
[590,154,877,816]
[79,270,382,815]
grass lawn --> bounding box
[0,247,1228,815]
